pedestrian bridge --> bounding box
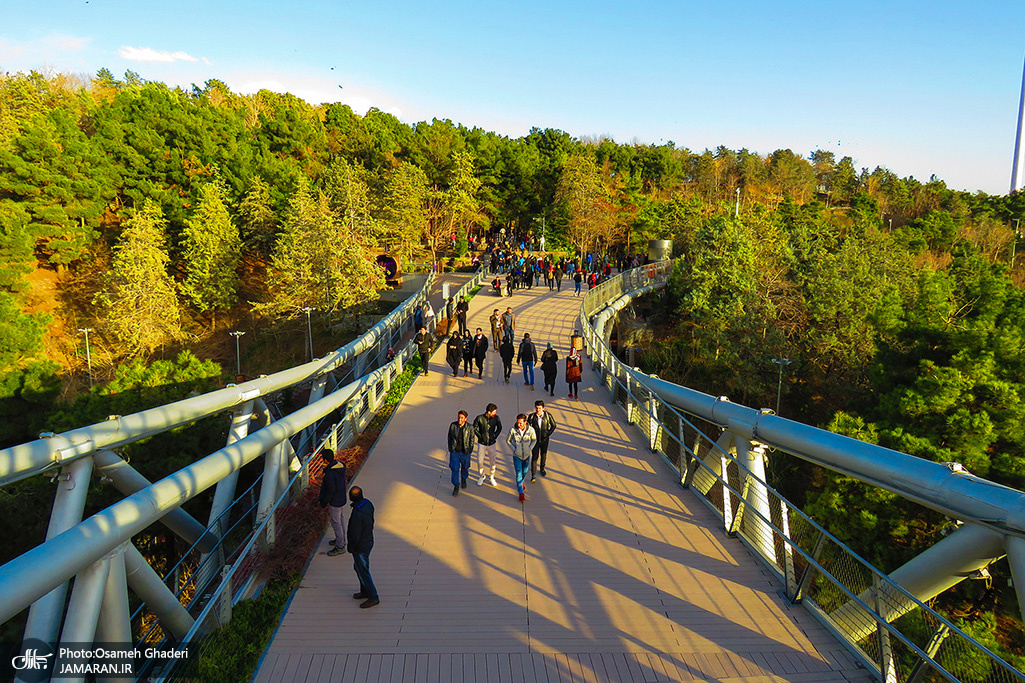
[1,263,1023,683]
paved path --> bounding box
[255,282,872,683]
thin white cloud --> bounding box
[0,33,90,64]
[119,46,199,63]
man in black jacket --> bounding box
[528,400,557,480]
[414,326,432,376]
[455,296,469,334]
[318,449,348,556]
[517,333,537,389]
[472,327,489,378]
[347,486,379,608]
[473,403,503,486]
[448,410,475,496]
[499,337,514,383]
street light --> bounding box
[301,307,315,361]
[735,187,741,217]
[77,328,94,388]
[229,331,245,376]
[770,357,792,416]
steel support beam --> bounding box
[828,524,1006,642]
[23,456,94,648]
[92,450,217,552]
[734,437,774,562]
[0,371,370,623]
[95,546,131,644]
[123,544,193,642]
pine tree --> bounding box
[380,162,429,260]
[181,181,241,315]
[262,177,384,317]
[95,200,181,354]
[238,176,277,257]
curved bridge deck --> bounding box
[255,282,871,683]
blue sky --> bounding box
[2,0,1024,194]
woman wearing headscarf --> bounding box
[566,347,582,399]
[461,329,474,377]
[540,343,559,397]
[446,332,463,376]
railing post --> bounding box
[790,530,827,604]
[647,395,659,453]
[721,452,734,534]
[874,576,899,683]
[781,503,797,600]
[736,437,775,563]
[95,544,131,645]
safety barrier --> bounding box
[580,262,1025,683]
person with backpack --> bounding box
[517,333,537,390]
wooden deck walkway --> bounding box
[255,279,872,683]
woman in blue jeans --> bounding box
[506,414,537,502]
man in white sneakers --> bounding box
[473,403,503,486]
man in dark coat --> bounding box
[472,327,489,378]
[448,410,475,496]
[517,333,537,389]
[455,296,470,334]
[527,400,558,480]
[473,403,503,486]
[499,337,515,383]
[414,326,432,376]
[347,486,378,608]
[319,449,348,556]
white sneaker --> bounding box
[477,474,486,486]
[489,475,497,487]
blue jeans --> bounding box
[513,457,529,494]
[449,451,471,486]
[522,361,534,385]
[352,552,377,600]
[574,281,581,295]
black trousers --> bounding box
[503,360,513,379]
[419,351,430,375]
[531,441,549,475]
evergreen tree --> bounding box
[181,181,241,315]
[380,162,429,260]
[262,177,384,317]
[237,176,278,257]
[95,200,181,353]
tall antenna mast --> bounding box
[1012,55,1025,194]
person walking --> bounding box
[455,296,469,335]
[566,347,582,399]
[517,333,537,390]
[540,343,559,396]
[528,400,557,480]
[473,403,502,486]
[461,329,473,377]
[448,410,475,495]
[319,449,348,556]
[507,413,537,503]
[414,326,432,376]
[472,327,489,378]
[347,486,379,608]
[554,266,563,291]
[499,336,514,383]
[445,332,463,376]
[573,269,583,297]
[489,308,502,348]
[501,307,515,343]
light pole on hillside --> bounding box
[78,328,94,388]
[229,331,245,377]
[301,307,315,361]
[771,357,792,416]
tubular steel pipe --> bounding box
[91,450,218,553]
[0,373,369,624]
[123,544,193,642]
[22,456,94,649]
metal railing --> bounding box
[579,262,1025,683]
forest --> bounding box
[1,68,1024,662]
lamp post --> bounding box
[301,307,315,361]
[771,357,792,416]
[735,187,741,218]
[77,328,94,388]
[229,331,245,377]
